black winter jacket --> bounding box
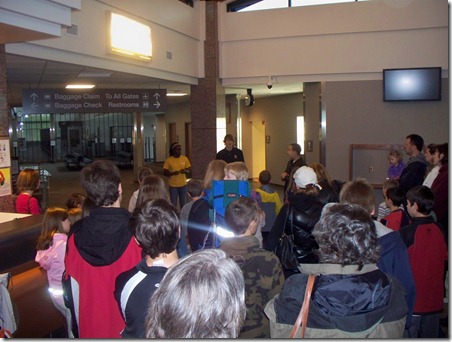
[265,192,324,266]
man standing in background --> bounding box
[399,134,428,193]
[280,143,306,202]
[216,134,245,164]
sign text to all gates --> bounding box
[22,89,167,114]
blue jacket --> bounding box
[377,231,415,328]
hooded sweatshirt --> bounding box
[65,207,142,338]
[35,233,67,305]
[399,154,428,193]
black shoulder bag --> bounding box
[274,205,299,270]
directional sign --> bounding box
[22,89,167,114]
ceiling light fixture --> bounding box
[66,84,96,89]
[167,92,187,97]
[244,88,254,106]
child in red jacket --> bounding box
[399,186,448,338]
[381,186,410,230]
[16,168,41,214]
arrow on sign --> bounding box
[153,93,160,100]
[31,102,39,109]
[154,101,161,109]
[30,93,39,100]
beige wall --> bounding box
[241,93,304,186]
[6,0,205,84]
[156,102,191,162]
[237,76,448,187]
[219,0,448,85]
[324,78,449,182]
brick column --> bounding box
[190,1,225,179]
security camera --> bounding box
[267,76,274,89]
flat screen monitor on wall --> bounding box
[383,67,442,102]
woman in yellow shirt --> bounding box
[163,142,191,209]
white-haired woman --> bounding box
[145,249,246,338]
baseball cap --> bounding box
[293,166,322,189]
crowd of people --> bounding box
[21,132,448,338]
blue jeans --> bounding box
[169,185,187,209]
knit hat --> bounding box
[293,166,322,190]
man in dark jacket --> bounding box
[399,134,428,193]
[64,160,142,338]
[280,143,306,202]
[216,134,244,164]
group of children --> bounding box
[18,146,447,338]
[26,159,283,338]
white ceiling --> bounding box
[5,53,303,108]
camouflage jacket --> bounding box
[220,235,285,338]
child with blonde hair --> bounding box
[387,150,405,180]
[35,207,73,338]
[224,161,249,181]
[223,162,264,247]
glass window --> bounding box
[297,116,305,155]
[236,0,371,12]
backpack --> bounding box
[202,180,251,248]
[209,180,251,219]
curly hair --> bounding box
[312,203,380,270]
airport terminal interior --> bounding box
[0,0,449,338]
